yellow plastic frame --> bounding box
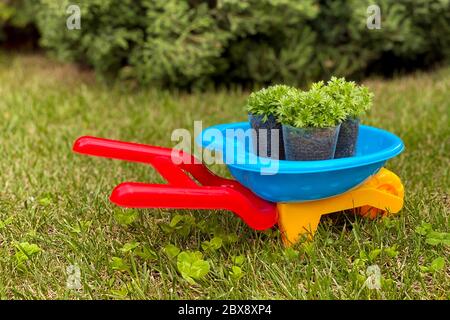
[277,168,404,246]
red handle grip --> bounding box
[73,136,192,165]
[73,136,200,186]
[73,136,278,230]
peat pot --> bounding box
[248,113,285,159]
[282,124,341,161]
[335,118,360,158]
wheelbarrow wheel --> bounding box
[356,168,405,219]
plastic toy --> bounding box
[73,122,405,246]
[198,122,404,202]
[277,168,404,245]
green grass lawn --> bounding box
[0,53,448,299]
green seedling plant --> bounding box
[63,219,92,234]
[415,221,450,246]
[120,241,140,253]
[425,232,450,246]
[246,84,298,121]
[176,251,210,284]
[164,244,181,259]
[231,255,245,266]
[353,245,399,269]
[160,214,196,237]
[0,216,13,230]
[135,245,158,261]
[228,255,245,281]
[110,284,131,298]
[324,77,374,119]
[420,257,446,273]
[14,242,42,271]
[415,221,433,235]
[277,81,347,128]
[110,241,158,278]
[114,209,138,226]
[228,265,244,281]
[38,194,53,206]
[201,236,223,251]
[110,257,130,273]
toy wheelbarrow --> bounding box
[73,122,405,246]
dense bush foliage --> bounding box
[3,0,450,87]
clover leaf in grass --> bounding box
[176,251,210,284]
[368,249,382,262]
[110,257,130,272]
[201,236,223,251]
[110,285,129,298]
[415,222,433,235]
[114,209,138,226]
[160,214,195,237]
[229,266,244,281]
[38,195,52,206]
[135,245,158,261]
[120,241,140,253]
[14,242,42,266]
[231,255,245,266]
[224,234,238,244]
[420,257,446,273]
[425,231,450,246]
[415,222,450,246]
[430,257,445,272]
[164,244,180,259]
[384,246,399,258]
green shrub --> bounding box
[348,0,450,67]
[277,82,347,128]
[23,0,450,87]
[35,0,233,85]
[245,85,297,121]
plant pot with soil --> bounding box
[324,77,373,158]
[277,82,346,161]
[246,85,297,159]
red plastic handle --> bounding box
[73,136,278,230]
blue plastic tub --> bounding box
[197,122,404,202]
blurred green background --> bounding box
[1,0,449,88]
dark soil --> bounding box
[335,118,359,158]
[249,113,285,159]
[282,125,340,161]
